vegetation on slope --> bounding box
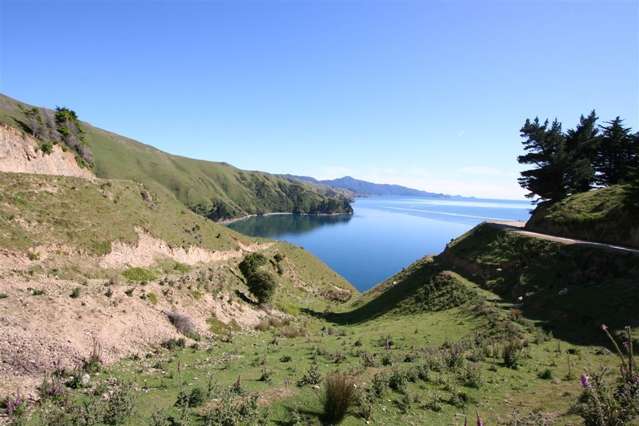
[526,184,639,248]
[0,171,354,302]
[8,219,636,425]
[0,172,243,255]
[441,222,639,343]
[0,93,353,220]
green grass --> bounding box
[6,218,636,425]
[0,93,352,221]
[0,172,244,255]
[442,222,639,344]
[19,299,621,425]
[122,267,158,282]
[527,184,639,248]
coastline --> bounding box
[218,211,353,225]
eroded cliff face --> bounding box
[0,124,93,178]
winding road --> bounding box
[486,220,639,255]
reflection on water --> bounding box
[228,213,352,238]
[227,196,531,291]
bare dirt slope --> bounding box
[0,124,93,179]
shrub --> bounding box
[502,340,524,369]
[161,338,186,350]
[40,141,54,154]
[389,369,407,393]
[166,311,198,339]
[575,325,639,425]
[359,351,377,368]
[175,387,204,408]
[1,392,26,418]
[297,363,322,387]
[460,364,483,388]
[415,364,430,382]
[322,373,356,424]
[371,372,389,398]
[0,293,8,299]
[381,354,393,366]
[38,376,66,400]
[354,390,373,420]
[102,380,136,425]
[246,270,277,304]
[239,252,268,278]
[201,391,261,426]
[258,369,272,383]
[83,337,102,373]
[279,355,292,363]
[279,325,306,338]
[70,287,81,298]
[122,267,157,282]
[442,342,466,370]
[538,368,553,380]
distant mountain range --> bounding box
[282,175,458,199]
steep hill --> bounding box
[526,184,639,249]
[0,171,355,394]
[0,93,352,221]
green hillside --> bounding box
[0,93,352,220]
[526,184,639,249]
[441,222,639,342]
[2,175,637,424]
[0,171,355,304]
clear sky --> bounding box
[1,0,638,199]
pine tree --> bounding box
[564,111,598,193]
[594,117,637,185]
[518,118,570,203]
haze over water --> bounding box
[228,197,532,291]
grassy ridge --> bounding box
[0,93,352,220]
[0,172,245,255]
[442,222,639,343]
[526,184,639,248]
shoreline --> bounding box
[218,211,353,225]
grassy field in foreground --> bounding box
[16,268,630,425]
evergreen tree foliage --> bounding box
[517,118,570,203]
[564,111,598,193]
[595,117,637,185]
[518,111,636,203]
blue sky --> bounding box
[1,0,637,199]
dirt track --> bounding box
[486,220,639,255]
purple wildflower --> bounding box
[476,411,484,426]
[580,374,591,389]
[5,392,25,417]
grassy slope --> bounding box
[441,222,639,343]
[0,172,356,311]
[0,93,352,220]
[0,172,243,255]
[4,189,634,424]
[23,221,632,425]
[526,184,639,248]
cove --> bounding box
[227,196,532,291]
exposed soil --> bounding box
[0,124,93,179]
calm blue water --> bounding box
[228,197,532,291]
